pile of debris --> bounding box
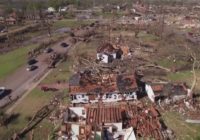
[159,95,200,120]
[123,103,172,139]
[51,102,175,140]
[72,24,96,42]
[45,29,200,140]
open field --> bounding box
[0,44,38,80]
[53,19,93,29]
[162,111,200,140]
[0,88,54,139]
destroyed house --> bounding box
[0,17,16,25]
[61,104,165,140]
[97,43,123,63]
[69,72,139,104]
[151,83,190,101]
[62,106,132,139]
[117,74,137,92]
[117,74,138,101]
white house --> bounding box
[47,7,56,13]
[69,72,139,104]
[59,7,68,12]
[97,43,123,63]
[145,84,155,102]
[61,106,138,140]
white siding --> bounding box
[105,122,123,131]
[97,53,109,63]
[69,107,86,118]
[71,94,89,104]
[145,84,155,102]
[71,124,80,136]
[124,127,137,140]
[111,53,117,59]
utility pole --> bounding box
[109,22,111,43]
[76,0,79,8]
[93,0,95,8]
[160,1,165,40]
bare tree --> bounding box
[184,45,199,96]
[2,4,13,47]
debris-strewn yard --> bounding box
[1,1,200,139]
[162,111,200,140]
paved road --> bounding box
[6,68,53,114]
[0,39,70,108]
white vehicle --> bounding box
[43,47,53,53]
[26,65,37,71]
[0,87,5,95]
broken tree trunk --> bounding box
[190,54,197,95]
[183,45,199,96]
[142,64,171,72]
[29,130,34,140]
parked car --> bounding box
[26,65,38,71]
[27,59,37,65]
[0,28,7,33]
[0,87,5,96]
[60,42,69,48]
[43,47,53,53]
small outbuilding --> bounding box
[47,7,56,13]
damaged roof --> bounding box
[69,82,118,94]
[117,74,138,92]
[152,83,188,96]
[97,42,119,53]
[64,103,165,140]
[86,106,122,125]
[69,72,138,95]
[69,73,81,86]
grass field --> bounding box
[42,59,73,84]
[0,31,68,81]
[0,44,38,80]
[0,88,54,139]
[53,19,93,29]
[162,111,200,140]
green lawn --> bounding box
[167,71,192,82]
[0,31,67,81]
[0,45,38,80]
[162,111,200,140]
[101,12,124,19]
[138,31,160,42]
[42,59,73,84]
[0,88,54,139]
[157,58,188,69]
[53,19,93,29]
